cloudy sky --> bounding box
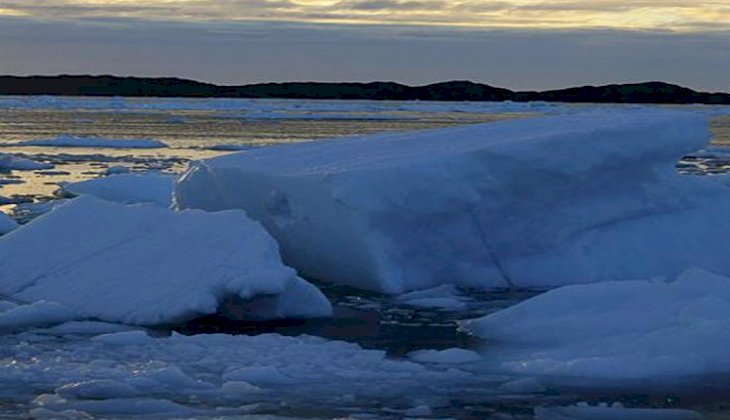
[0,1,728,91]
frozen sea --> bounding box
[2,96,730,418]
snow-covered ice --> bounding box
[0,153,54,170]
[13,135,168,149]
[461,268,730,380]
[58,172,175,207]
[0,212,18,234]
[176,109,730,293]
[0,196,332,325]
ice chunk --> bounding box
[0,153,54,170]
[534,404,703,420]
[58,173,175,207]
[0,196,332,325]
[15,135,168,149]
[462,268,730,380]
[408,348,481,364]
[0,212,18,234]
[398,285,470,310]
[176,110,725,293]
[0,301,77,332]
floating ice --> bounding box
[462,268,730,380]
[0,153,54,170]
[0,196,332,325]
[176,110,730,293]
[0,331,472,417]
[534,403,703,420]
[58,173,175,207]
[408,348,481,364]
[14,135,168,149]
[0,212,18,234]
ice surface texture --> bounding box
[462,268,730,380]
[59,173,175,207]
[176,110,729,293]
[0,196,332,325]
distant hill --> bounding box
[0,75,728,105]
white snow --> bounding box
[0,153,54,170]
[58,173,175,207]
[0,195,332,325]
[0,212,18,234]
[176,109,730,293]
[461,268,730,380]
[15,135,168,149]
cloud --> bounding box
[0,1,727,31]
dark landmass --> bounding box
[0,75,728,105]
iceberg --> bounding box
[58,173,175,207]
[461,268,730,381]
[176,110,730,293]
[14,135,168,149]
[0,196,332,325]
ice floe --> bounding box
[176,109,730,293]
[0,331,474,417]
[13,135,168,149]
[462,268,730,381]
[0,212,18,234]
[0,153,54,171]
[0,196,332,325]
[58,172,175,207]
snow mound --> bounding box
[176,110,729,293]
[462,268,730,380]
[0,153,54,170]
[0,212,18,234]
[58,173,175,207]
[0,196,332,325]
[16,135,168,149]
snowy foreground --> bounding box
[2,108,730,417]
[176,109,730,293]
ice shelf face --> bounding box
[0,196,332,325]
[175,110,730,293]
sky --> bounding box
[0,1,728,91]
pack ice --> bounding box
[176,110,730,293]
[0,196,332,326]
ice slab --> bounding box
[58,173,175,207]
[0,153,53,170]
[0,196,332,325]
[176,110,728,293]
[462,268,730,380]
[0,212,18,234]
[14,135,168,149]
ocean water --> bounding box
[2,97,730,418]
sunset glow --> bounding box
[0,0,728,31]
